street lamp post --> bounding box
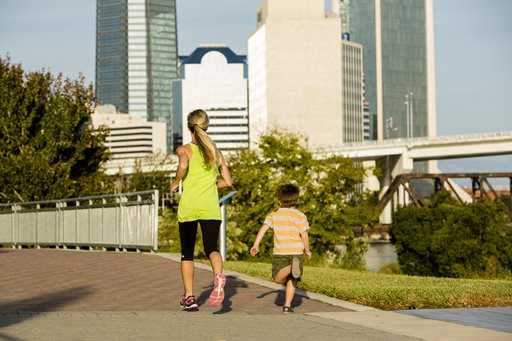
[404,92,414,139]
[385,116,397,140]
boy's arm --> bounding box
[250,224,270,256]
[300,231,312,259]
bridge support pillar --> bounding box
[377,153,414,224]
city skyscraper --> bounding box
[341,38,364,142]
[96,0,178,151]
[248,0,344,150]
[342,0,436,142]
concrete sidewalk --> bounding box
[0,249,510,341]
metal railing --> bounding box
[0,190,159,251]
[219,191,237,261]
[320,131,512,152]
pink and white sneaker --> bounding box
[180,295,198,311]
[208,273,226,306]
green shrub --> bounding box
[378,262,402,275]
[391,192,512,278]
[333,236,368,271]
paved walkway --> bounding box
[0,248,510,341]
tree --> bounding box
[391,191,512,278]
[226,130,380,262]
[0,56,112,202]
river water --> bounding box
[364,242,397,272]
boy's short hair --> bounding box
[277,183,300,208]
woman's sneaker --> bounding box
[208,273,226,306]
[180,295,198,311]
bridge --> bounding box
[378,172,512,220]
[316,131,512,223]
[317,131,512,167]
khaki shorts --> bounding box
[272,254,304,281]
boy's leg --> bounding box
[272,256,299,312]
[274,265,292,284]
[284,278,296,308]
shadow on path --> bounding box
[0,332,26,341]
[0,285,93,337]
[256,289,307,309]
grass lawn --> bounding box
[222,261,512,311]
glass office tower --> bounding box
[96,0,178,151]
[344,0,436,142]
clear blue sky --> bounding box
[1,0,511,182]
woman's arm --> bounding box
[171,145,190,192]
[217,152,233,189]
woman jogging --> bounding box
[171,109,232,311]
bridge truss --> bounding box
[379,173,512,219]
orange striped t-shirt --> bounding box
[264,208,310,255]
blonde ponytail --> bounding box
[187,109,220,168]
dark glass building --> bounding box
[96,0,178,151]
[340,0,436,142]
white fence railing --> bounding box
[0,190,159,251]
[219,191,237,261]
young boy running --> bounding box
[250,183,312,313]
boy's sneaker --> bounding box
[291,257,301,278]
[208,273,226,306]
[180,295,198,311]
[282,306,294,313]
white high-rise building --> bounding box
[91,104,167,174]
[341,39,364,142]
[248,0,344,149]
[173,45,249,152]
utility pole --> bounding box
[385,116,397,140]
[405,92,414,138]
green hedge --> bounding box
[391,192,512,278]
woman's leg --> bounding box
[209,251,223,276]
[200,220,222,276]
[200,220,226,305]
[179,221,198,296]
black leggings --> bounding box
[179,220,221,261]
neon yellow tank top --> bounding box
[177,143,221,222]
